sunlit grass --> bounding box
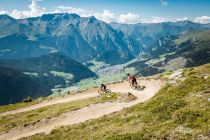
[0,93,120,133]
[23,64,210,140]
[0,97,45,114]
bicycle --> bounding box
[130,82,145,91]
[98,89,111,95]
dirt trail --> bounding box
[0,79,164,140]
[0,89,99,117]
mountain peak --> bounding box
[86,16,97,23]
[40,13,80,21]
[178,20,193,23]
[0,14,14,20]
[176,20,197,25]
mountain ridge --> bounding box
[0,13,135,64]
[1,13,210,64]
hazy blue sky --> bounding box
[0,0,210,23]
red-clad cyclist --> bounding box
[127,73,138,86]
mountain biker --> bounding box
[127,73,138,86]
[101,84,107,92]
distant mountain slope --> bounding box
[111,21,209,38]
[174,30,210,67]
[0,14,29,37]
[0,33,48,59]
[125,30,210,76]
[0,53,96,84]
[0,66,51,105]
[111,21,210,58]
[0,53,97,105]
[0,14,134,65]
[1,14,210,65]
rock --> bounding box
[204,75,209,79]
[173,126,192,134]
[72,107,80,111]
[91,127,97,131]
[23,124,29,127]
[197,135,209,140]
[46,117,52,120]
[32,122,37,125]
[168,70,184,84]
[169,70,183,80]
[119,92,137,103]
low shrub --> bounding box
[23,96,33,103]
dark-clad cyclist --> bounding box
[100,83,107,92]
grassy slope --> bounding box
[124,30,210,78]
[23,64,210,140]
[0,93,119,133]
[175,30,210,45]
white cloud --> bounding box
[3,0,210,24]
[55,6,115,23]
[194,16,210,24]
[149,16,170,23]
[0,10,8,15]
[94,10,116,23]
[54,6,177,24]
[176,17,189,21]
[160,0,168,6]
[54,6,139,24]
[10,0,46,19]
[118,13,140,24]
[54,6,91,17]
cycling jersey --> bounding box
[128,75,136,81]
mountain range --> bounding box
[0,13,210,105]
[0,14,133,65]
[1,13,209,64]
